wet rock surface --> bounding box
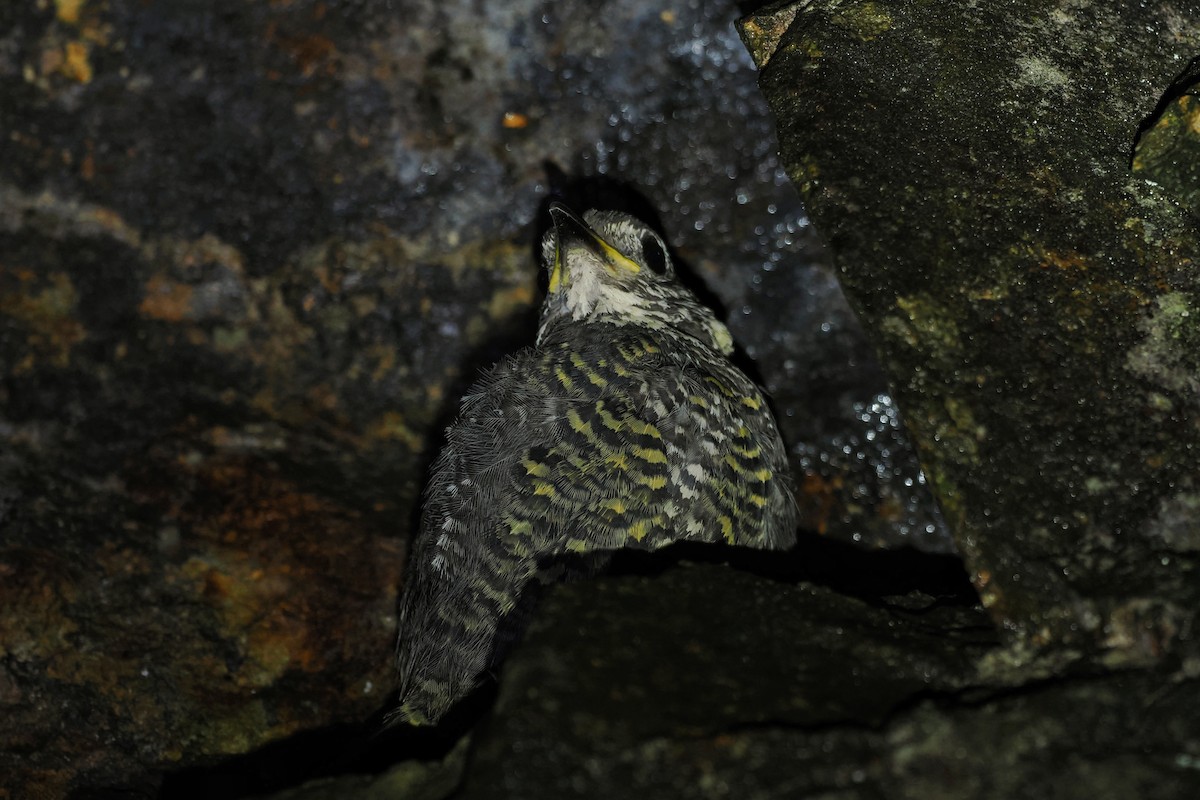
[743,1,1200,658]
[461,558,993,799]
[9,0,1199,796]
[0,0,946,797]
[262,554,1200,799]
[250,0,1200,795]
[1134,56,1200,222]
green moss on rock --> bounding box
[741,0,1200,658]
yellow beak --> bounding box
[547,202,641,294]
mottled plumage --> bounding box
[393,203,796,725]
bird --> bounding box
[392,202,797,725]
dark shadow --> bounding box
[153,530,979,799]
[603,532,981,608]
[157,180,984,798]
[733,0,785,16]
[1130,54,1200,164]
[154,686,490,800]
[157,722,373,800]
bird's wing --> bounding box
[635,355,798,551]
[500,342,796,554]
[395,340,795,725]
[502,388,675,553]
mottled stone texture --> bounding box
[252,3,1200,797]
[462,562,994,800]
[0,0,948,796]
[262,560,1200,800]
[742,1,1200,660]
[19,0,1200,795]
[1134,56,1200,221]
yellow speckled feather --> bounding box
[392,205,796,725]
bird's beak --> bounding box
[547,202,640,294]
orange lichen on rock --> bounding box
[168,456,401,690]
[268,24,338,78]
[502,111,529,129]
[365,410,424,451]
[182,554,308,688]
[61,41,93,83]
[1038,249,1090,272]
[54,0,86,25]
[0,269,87,368]
[488,282,537,320]
[138,274,194,322]
[797,471,843,535]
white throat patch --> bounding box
[558,250,653,325]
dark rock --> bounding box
[461,562,996,799]
[0,0,949,795]
[1134,57,1200,221]
[885,672,1200,799]
[265,560,1200,799]
[249,3,1200,797]
[741,0,1200,659]
[244,736,471,800]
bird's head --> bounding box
[536,202,734,355]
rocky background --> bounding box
[1,0,1198,798]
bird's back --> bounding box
[393,322,795,723]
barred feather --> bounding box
[392,204,796,725]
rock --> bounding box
[1133,57,1200,221]
[0,0,948,795]
[885,672,1200,799]
[257,736,470,800]
[250,4,1200,796]
[410,559,1197,800]
[740,0,1200,659]
[459,560,997,799]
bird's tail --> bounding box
[391,547,538,726]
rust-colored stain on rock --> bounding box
[61,40,92,83]
[138,274,195,322]
[0,269,87,368]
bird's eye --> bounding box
[640,233,669,275]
